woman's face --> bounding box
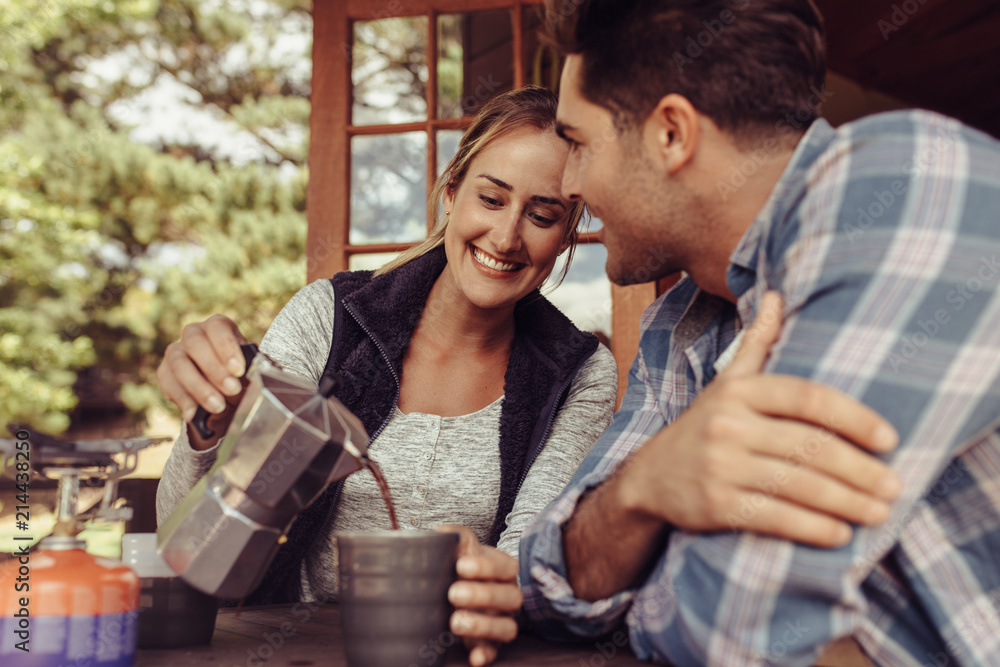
[441,125,573,313]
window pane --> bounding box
[350,132,428,244]
[352,17,428,125]
[437,11,513,119]
[543,242,612,340]
[583,213,604,232]
[349,252,401,272]
[523,5,560,92]
[436,129,464,176]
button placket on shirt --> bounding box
[411,415,441,529]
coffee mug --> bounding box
[121,533,218,649]
[337,530,460,667]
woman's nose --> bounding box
[491,210,523,253]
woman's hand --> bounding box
[437,526,522,667]
[156,314,249,450]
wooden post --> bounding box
[307,0,351,282]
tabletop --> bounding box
[135,603,875,666]
[135,602,648,666]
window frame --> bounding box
[309,0,662,402]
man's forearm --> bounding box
[563,464,670,602]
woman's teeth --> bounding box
[473,247,520,272]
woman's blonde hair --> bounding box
[374,86,586,287]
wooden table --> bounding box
[135,604,874,666]
[135,603,648,666]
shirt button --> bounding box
[424,452,432,460]
[409,518,419,527]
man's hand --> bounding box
[438,526,522,667]
[156,314,249,450]
[619,291,902,544]
[565,292,902,601]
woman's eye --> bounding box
[531,213,557,225]
[479,195,503,207]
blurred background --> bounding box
[2,0,999,555]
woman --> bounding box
[155,86,619,667]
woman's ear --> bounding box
[442,183,456,216]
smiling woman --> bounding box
[440,127,571,314]
[154,87,619,667]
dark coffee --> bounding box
[363,456,399,530]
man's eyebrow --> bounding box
[477,173,513,191]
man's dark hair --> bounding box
[545,0,826,140]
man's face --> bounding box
[556,55,689,285]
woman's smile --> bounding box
[471,245,524,274]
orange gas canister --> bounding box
[1,536,140,667]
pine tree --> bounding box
[0,0,312,434]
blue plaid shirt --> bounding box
[520,111,1000,666]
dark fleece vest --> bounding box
[246,246,598,604]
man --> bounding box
[520,0,1000,665]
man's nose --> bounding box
[561,152,583,202]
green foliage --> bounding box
[0,0,312,434]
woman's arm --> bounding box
[496,344,618,556]
[441,346,617,666]
[155,280,336,524]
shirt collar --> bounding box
[725,118,839,302]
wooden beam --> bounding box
[610,282,659,406]
[512,3,524,87]
[346,0,543,19]
[307,0,351,282]
[348,118,472,135]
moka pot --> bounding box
[157,344,368,599]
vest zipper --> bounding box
[316,301,401,536]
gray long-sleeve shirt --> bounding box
[156,279,617,598]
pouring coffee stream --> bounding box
[191,344,399,529]
[159,341,399,599]
[362,455,399,531]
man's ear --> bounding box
[643,94,700,175]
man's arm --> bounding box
[520,291,899,641]
[564,292,901,602]
[618,118,1000,665]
